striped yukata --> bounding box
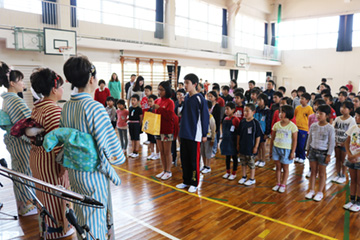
[30,99,72,239]
[1,92,37,216]
[59,93,126,240]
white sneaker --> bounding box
[244,179,256,186]
[297,159,304,164]
[155,171,165,178]
[313,192,323,202]
[143,141,150,145]
[255,161,260,166]
[222,173,230,179]
[272,184,280,191]
[228,174,236,181]
[336,176,346,184]
[306,171,311,178]
[237,157,241,163]
[201,168,211,174]
[161,172,172,180]
[349,203,360,212]
[305,190,315,199]
[188,186,198,193]
[151,153,160,160]
[331,176,339,182]
[272,166,276,171]
[294,157,299,163]
[238,177,247,184]
[343,201,355,210]
[176,147,180,152]
[258,161,265,167]
[176,183,189,189]
[147,153,154,160]
[128,153,134,157]
[132,153,139,158]
[278,185,286,193]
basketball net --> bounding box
[59,46,73,61]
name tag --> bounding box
[230,125,235,132]
[248,127,252,134]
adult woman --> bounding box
[229,79,237,97]
[154,81,177,180]
[0,62,37,216]
[94,79,110,107]
[61,56,126,240]
[108,73,121,103]
[30,68,73,238]
[127,76,145,106]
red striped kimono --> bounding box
[30,99,72,239]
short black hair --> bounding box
[131,94,140,101]
[317,104,331,115]
[207,100,212,109]
[226,102,236,109]
[311,92,316,96]
[184,73,199,86]
[320,82,328,87]
[212,83,220,91]
[267,80,275,85]
[321,78,327,82]
[234,92,244,99]
[278,86,286,93]
[342,101,354,111]
[245,103,256,111]
[176,89,186,95]
[117,99,126,106]
[106,96,115,103]
[208,90,218,99]
[248,80,255,85]
[281,97,293,105]
[98,79,106,86]
[159,81,172,98]
[148,94,158,101]
[30,68,64,96]
[355,107,360,115]
[313,98,326,106]
[301,92,311,101]
[320,89,331,95]
[131,74,136,77]
[233,87,244,95]
[230,79,237,89]
[291,89,297,94]
[339,91,348,97]
[297,86,306,93]
[257,93,268,105]
[250,88,260,95]
[280,105,294,119]
[340,86,349,91]
[350,92,356,97]
[178,82,184,86]
[63,56,95,89]
[222,85,230,91]
[274,91,283,98]
[144,85,152,91]
[323,94,333,102]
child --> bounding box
[271,97,296,129]
[333,101,356,184]
[349,92,356,100]
[278,86,286,96]
[334,91,348,116]
[221,85,234,104]
[106,96,117,128]
[178,82,184,90]
[254,93,271,167]
[270,91,283,117]
[309,93,316,107]
[305,105,335,201]
[128,94,143,158]
[344,107,360,212]
[292,86,306,109]
[270,105,298,193]
[294,92,314,164]
[147,94,160,160]
[94,79,111,107]
[250,88,260,104]
[201,100,216,174]
[172,89,186,164]
[234,92,244,121]
[237,103,262,186]
[207,91,221,157]
[141,85,152,113]
[116,99,129,152]
[291,89,297,99]
[322,94,337,124]
[353,96,360,112]
[221,102,240,180]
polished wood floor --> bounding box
[0,131,358,240]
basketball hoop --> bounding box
[59,46,73,61]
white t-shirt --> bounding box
[334,116,356,145]
[346,125,360,162]
[272,121,298,150]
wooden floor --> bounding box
[0,131,358,240]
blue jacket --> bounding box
[254,106,271,135]
[179,93,209,142]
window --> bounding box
[353,14,360,47]
[235,14,265,50]
[78,0,156,31]
[278,16,339,50]
[175,0,222,42]
[3,0,41,14]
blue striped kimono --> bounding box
[1,92,37,216]
[59,93,126,240]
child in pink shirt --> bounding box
[116,99,129,151]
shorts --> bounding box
[335,146,346,152]
[128,122,140,141]
[240,155,255,169]
[155,134,174,142]
[272,146,293,164]
[201,140,212,159]
[308,147,329,166]
[345,160,360,170]
[147,134,156,144]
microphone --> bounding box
[66,205,86,240]
[54,185,103,207]
[0,158,8,168]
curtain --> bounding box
[42,0,57,25]
[154,0,164,39]
[167,66,181,83]
[264,23,268,45]
[70,0,77,28]
[337,14,353,52]
[221,8,228,48]
[271,23,275,46]
[230,69,238,81]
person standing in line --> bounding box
[125,74,136,99]
[127,76,145,107]
[108,73,121,104]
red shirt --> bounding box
[204,82,210,92]
[94,87,110,107]
[141,96,150,112]
[217,97,225,107]
[346,84,353,93]
[330,107,336,120]
[155,97,175,134]
[225,116,240,130]
[271,109,297,129]
[234,105,244,121]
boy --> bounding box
[172,89,186,165]
[221,85,234,104]
[264,80,275,107]
[234,92,245,121]
[141,85,152,113]
[105,96,117,129]
[128,94,143,158]
[349,92,356,100]
[237,103,262,186]
[292,86,306,109]
[245,80,256,103]
[294,92,314,163]
[250,88,260,104]
[178,82,184,90]
[270,91,283,116]
[201,100,216,174]
[213,84,225,121]
[322,94,337,124]
[334,91,348,116]
[254,93,272,167]
[310,93,316,107]
[176,73,209,193]
[147,94,160,160]
[278,86,286,96]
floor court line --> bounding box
[114,166,338,240]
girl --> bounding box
[220,102,240,180]
[333,101,356,184]
[94,79,110,107]
[344,107,360,212]
[207,91,221,157]
[229,79,237,97]
[62,56,126,240]
[147,94,159,160]
[30,68,73,238]
[127,76,145,106]
[108,73,121,103]
[116,99,129,152]
[201,100,216,174]
[0,62,37,216]
[154,81,178,180]
[305,105,335,201]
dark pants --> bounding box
[172,139,177,163]
[180,138,201,187]
[117,128,128,150]
[296,129,308,160]
[226,155,238,172]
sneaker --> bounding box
[176,183,189,189]
[228,174,236,181]
[202,168,211,174]
[343,201,355,210]
[238,177,247,184]
[294,157,299,163]
[155,171,165,178]
[143,141,150,145]
[132,153,139,158]
[200,167,205,172]
[305,171,311,178]
[331,176,339,182]
[297,159,305,164]
[272,166,276,171]
[272,184,280,191]
[336,176,347,184]
[222,173,230,179]
[211,153,215,158]
[161,172,172,180]
[237,157,241,163]
[188,186,198,193]
[278,185,286,193]
[244,179,256,186]
[128,153,135,158]
[151,153,160,160]
[255,161,260,166]
[349,203,360,212]
[147,153,154,160]
[313,192,324,202]
[258,161,265,167]
[176,147,180,152]
[305,190,315,199]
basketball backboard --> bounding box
[44,28,77,55]
[235,53,249,69]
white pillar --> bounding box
[57,0,71,30]
[164,0,176,46]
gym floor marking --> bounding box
[114,166,338,240]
